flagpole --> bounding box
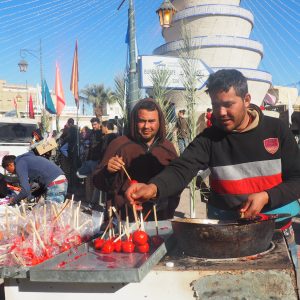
[70,40,80,162]
[76,105,79,158]
[26,80,28,118]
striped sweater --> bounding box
[150,106,300,211]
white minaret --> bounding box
[154,0,271,110]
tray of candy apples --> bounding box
[27,205,173,283]
[0,198,93,278]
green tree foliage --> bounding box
[149,68,176,140]
[80,84,115,118]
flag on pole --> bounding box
[70,40,79,108]
[28,94,35,119]
[13,98,17,110]
[55,62,65,116]
[42,79,56,114]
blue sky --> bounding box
[0,0,299,109]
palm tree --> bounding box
[80,84,115,118]
[113,73,127,119]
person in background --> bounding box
[87,117,103,163]
[77,117,103,206]
[206,108,213,128]
[125,69,300,267]
[79,126,91,163]
[84,120,118,211]
[93,98,180,221]
[60,118,79,193]
[114,116,123,136]
[0,173,9,198]
[2,153,67,204]
[175,109,189,154]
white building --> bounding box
[154,0,272,111]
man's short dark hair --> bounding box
[2,155,16,168]
[67,118,75,126]
[90,117,100,124]
[206,69,248,99]
[179,109,186,115]
[137,99,158,112]
[102,120,114,131]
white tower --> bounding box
[154,0,271,110]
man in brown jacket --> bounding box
[176,109,189,154]
[93,98,180,221]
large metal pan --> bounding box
[171,218,275,259]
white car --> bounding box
[0,117,38,173]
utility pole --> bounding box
[127,0,139,112]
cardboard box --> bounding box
[35,138,57,155]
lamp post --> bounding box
[156,0,177,28]
[18,39,45,132]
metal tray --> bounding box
[29,220,174,283]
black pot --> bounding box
[171,218,275,259]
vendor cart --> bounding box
[2,221,299,300]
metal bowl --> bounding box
[171,218,275,258]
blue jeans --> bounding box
[46,181,68,203]
[178,137,188,154]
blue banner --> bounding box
[42,79,56,114]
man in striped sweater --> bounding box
[126,69,300,266]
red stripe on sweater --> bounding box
[210,173,282,194]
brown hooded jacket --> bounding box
[93,98,180,221]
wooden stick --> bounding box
[5,206,26,221]
[118,210,122,236]
[153,204,159,236]
[33,232,37,253]
[21,200,26,217]
[125,204,129,232]
[76,201,81,229]
[140,211,145,231]
[143,209,152,222]
[69,198,74,225]
[111,207,122,236]
[0,253,8,259]
[132,204,140,229]
[11,252,26,267]
[101,218,113,240]
[77,219,93,231]
[5,207,9,237]
[43,204,47,244]
[14,204,21,216]
[29,220,46,250]
[0,243,13,250]
[121,165,131,181]
[53,197,71,224]
[108,207,112,239]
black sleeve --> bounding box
[266,122,300,208]
[149,134,211,199]
[0,175,8,198]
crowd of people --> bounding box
[1,69,300,267]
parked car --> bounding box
[0,117,38,173]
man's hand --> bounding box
[8,197,17,206]
[125,183,158,210]
[240,191,269,218]
[107,155,125,174]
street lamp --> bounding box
[18,59,28,72]
[18,39,45,132]
[18,38,43,87]
[156,0,177,28]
